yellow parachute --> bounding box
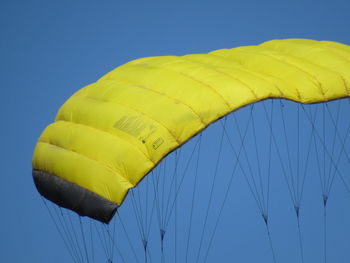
[32,39,350,223]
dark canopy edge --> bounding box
[32,169,118,223]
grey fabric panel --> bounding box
[32,169,118,224]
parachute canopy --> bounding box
[32,39,350,223]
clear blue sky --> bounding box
[1,0,350,262]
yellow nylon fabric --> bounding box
[32,39,350,206]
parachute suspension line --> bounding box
[302,103,335,263]
[68,210,84,258]
[294,105,321,263]
[89,220,95,263]
[325,101,350,195]
[323,106,328,263]
[116,211,141,263]
[279,100,298,207]
[251,105,267,217]
[231,105,265,215]
[202,111,253,263]
[137,176,153,263]
[303,99,350,263]
[164,137,201,229]
[130,191,147,243]
[261,101,279,263]
[144,246,148,263]
[295,103,307,263]
[174,150,179,263]
[311,106,326,196]
[277,102,317,263]
[62,207,86,263]
[151,161,169,263]
[161,159,167,231]
[262,100,319,263]
[297,106,317,207]
[297,103,300,207]
[160,150,181,261]
[145,169,149,263]
[137,174,157,249]
[109,220,117,262]
[328,113,350,194]
[130,181,157,263]
[163,148,181,231]
[325,101,341,195]
[325,101,350,165]
[265,223,277,263]
[284,103,319,263]
[136,187,145,239]
[145,189,157,263]
[78,217,90,263]
[48,205,77,263]
[324,204,327,263]
[101,223,127,263]
[112,219,117,262]
[262,102,298,207]
[52,208,80,263]
[150,170,166,263]
[104,224,113,263]
[235,105,267,214]
[142,176,157,263]
[323,104,327,202]
[185,133,202,263]
[195,118,227,263]
[150,159,166,254]
[262,101,313,263]
[41,198,79,263]
[130,188,154,263]
[266,100,274,218]
[302,104,349,194]
[150,136,200,263]
[150,171,161,229]
[322,103,330,196]
[310,104,329,263]
[321,101,343,263]
[94,223,111,262]
[296,216,305,263]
